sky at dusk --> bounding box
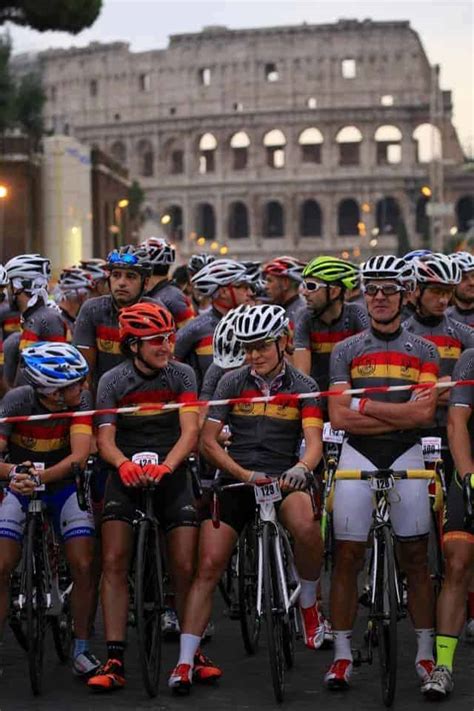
[5,0,473,155]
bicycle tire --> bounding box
[374,525,398,707]
[280,534,295,670]
[51,557,73,663]
[238,522,260,654]
[25,516,46,696]
[135,519,163,698]
[428,509,444,600]
[263,523,285,703]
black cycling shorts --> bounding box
[443,471,474,544]
[102,466,199,533]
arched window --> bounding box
[376,197,401,234]
[338,199,360,236]
[110,140,127,165]
[162,205,183,242]
[336,126,362,166]
[263,201,284,237]
[228,202,249,239]
[230,131,250,170]
[263,129,286,169]
[199,133,217,174]
[300,200,322,237]
[456,195,474,232]
[298,128,323,164]
[412,123,442,163]
[416,196,430,237]
[374,125,402,165]
[196,203,215,240]
[137,139,154,177]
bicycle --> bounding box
[212,475,318,702]
[325,467,437,707]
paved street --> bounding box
[1,590,472,711]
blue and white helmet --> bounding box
[22,342,89,391]
[450,251,474,273]
[212,305,248,369]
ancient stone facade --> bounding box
[26,20,474,259]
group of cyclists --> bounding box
[0,236,472,702]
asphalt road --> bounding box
[1,590,472,711]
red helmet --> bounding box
[119,302,175,343]
[262,256,305,282]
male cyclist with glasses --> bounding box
[262,256,306,342]
[87,302,201,692]
[448,252,474,328]
[168,304,325,694]
[421,347,474,699]
[326,255,440,690]
[0,343,98,677]
[294,257,368,411]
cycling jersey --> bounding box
[447,304,474,328]
[207,362,323,476]
[19,300,67,352]
[147,279,195,329]
[3,331,19,387]
[0,302,21,340]
[95,359,198,460]
[283,294,305,343]
[449,347,474,448]
[174,306,222,388]
[59,307,76,340]
[200,362,225,401]
[329,326,440,459]
[294,302,368,394]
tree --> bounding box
[0,1,102,34]
[0,35,15,133]
[14,72,46,144]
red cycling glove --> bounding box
[118,460,144,486]
[143,463,172,483]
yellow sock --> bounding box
[435,635,458,672]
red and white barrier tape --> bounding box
[0,379,472,425]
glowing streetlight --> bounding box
[210,241,219,251]
[370,238,378,247]
[361,202,371,213]
[341,251,350,259]
[449,226,458,236]
[0,185,8,199]
[421,186,432,198]
[117,199,129,209]
[219,246,229,255]
[161,213,171,225]
[197,237,206,246]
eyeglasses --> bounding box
[303,281,326,292]
[362,283,404,297]
[242,339,276,354]
[424,285,454,297]
[107,252,139,266]
[141,332,176,347]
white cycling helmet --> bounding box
[361,255,414,288]
[187,252,216,276]
[0,265,8,287]
[5,254,51,284]
[191,259,249,297]
[450,251,474,273]
[212,305,248,369]
[141,236,176,266]
[234,304,289,343]
[78,258,108,283]
[414,253,462,286]
[21,342,89,391]
[58,267,94,292]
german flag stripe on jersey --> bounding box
[351,351,438,383]
[422,334,462,360]
[175,306,196,330]
[118,389,198,415]
[195,334,213,356]
[301,404,324,429]
[4,316,21,334]
[20,329,67,351]
[310,329,357,354]
[96,325,121,355]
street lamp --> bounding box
[0,185,8,200]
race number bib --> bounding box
[369,474,394,492]
[33,462,46,491]
[132,452,159,467]
[254,481,282,505]
[421,437,442,463]
[323,422,344,444]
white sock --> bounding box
[299,577,318,609]
[177,633,201,667]
[415,628,435,663]
[333,630,353,661]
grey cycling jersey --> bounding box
[147,279,195,329]
[200,362,225,401]
[174,306,222,388]
[447,304,474,329]
[449,347,474,449]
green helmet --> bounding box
[303,256,359,290]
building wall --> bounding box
[91,148,131,257]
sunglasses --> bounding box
[242,339,276,353]
[107,252,139,266]
[141,332,176,347]
[303,281,326,292]
[362,283,404,297]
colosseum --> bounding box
[33,19,474,260]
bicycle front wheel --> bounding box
[238,522,260,654]
[135,519,164,698]
[263,523,285,703]
[374,525,399,707]
[25,516,46,696]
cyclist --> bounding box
[0,342,98,677]
[326,255,440,689]
[0,263,21,342]
[448,251,474,327]
[294,256,368,412]
[174,259,252,388]
[55,267,94,339]
[403,253,474,485]
[77,258,110,298]
[187,253,216,313]
[73,245,152,389]
[421,347,474,699]
[142,237,195,328]
[168,304,325,694]
[262,256,306,339]
[87,302,201,692]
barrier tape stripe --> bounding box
[0,378,472,425]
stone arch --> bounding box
[374,125,402,165]
[456,195,474,232]
[263,201,285,237]
[137,139,154,177]
[300,199,322,237]
[263,129,286,169]
[230,131,250,170]
[199,133,217,174]
[336,126,362,166]
[228,201,249,239]
[412,123,442,163]
[376,197,401,234]
[110,140,127,165]
[196,202,216,239]
[338,198,360,235]
[298,127,323,164]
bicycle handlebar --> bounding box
[333,469,434,480]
